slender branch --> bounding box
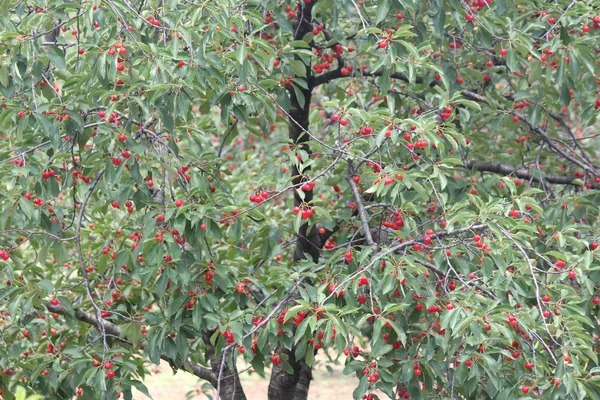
[217,120,239,158]
[345,160,375,247]
[413,258,497,299]
[75,170,108,353]
[464,160,598,188]
[321,223,489,303]
[461,90,600,178]
[499,228,560,362]
[0,229,75,242]
[45,303,217,384]
[31,11,86,39]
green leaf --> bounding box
[237,43,247,65]
[38,279,54,294]
[290,60,307,78]
[375,0,391,24]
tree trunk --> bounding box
[267,347,313,400]
[210,352,247,400]
[203,331,247,400]
[267,2,319,399]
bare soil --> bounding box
[132,356,381,400]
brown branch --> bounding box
[31,11,86,39]
[345,160,375,247]
[322,223,489,303]
[45,303,217,385]
[461,90,600,178]
[314,67,424,87]
[413,259,497,299]
[0,229,75,242]
[464,160,598,188]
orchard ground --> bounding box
[133,354,383,400]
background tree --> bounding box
[1,0,600,399]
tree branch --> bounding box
[345,160,375,247]
[464,160,598,188]
[461,90,600,178]
[0,229,75,242]
[314,67,424,87]
[413,259,497,299]
[45,303,217,385]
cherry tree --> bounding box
[1,0,600,399]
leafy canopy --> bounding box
[0,0,600,399]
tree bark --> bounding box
[268,2,319,399]
[268,348,313,400]
[203,330,247,400]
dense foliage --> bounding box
[1,0,600,399]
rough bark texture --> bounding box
[267,2,319,399]
[203,331,247,400]
[267,348,313,400]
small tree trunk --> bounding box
[204,331,247,400]
[210,352,247,400]
[268,3,320,399]
[292,361,313,400]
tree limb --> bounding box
[345,160,375,247]
[464,160,598,188]
[45,303,217,385]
